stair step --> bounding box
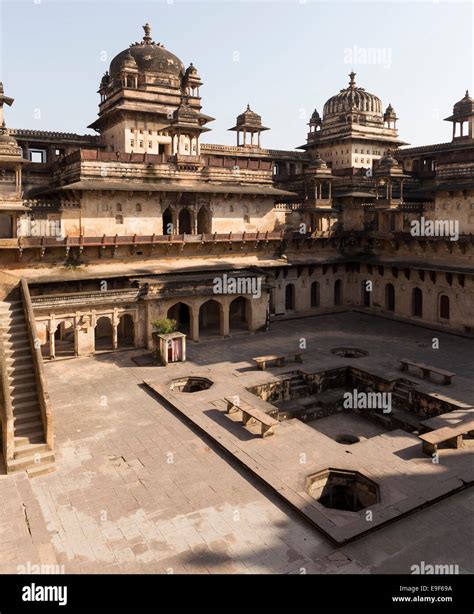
[13,411,41,426]
[4,336,30,346]
[7,450,54,473]
[6,346,31,356]
[394,390,410,398]
[3,326,27,342]
[8,371,36,382]
[14,433,44,446]
[291,383,309,391]
[9,380,37,393]
[397,382,414,389]
[13,403,41,414]
[7,362,35,374]
[27,462,55,478]
[11,389,38,401]
[14,442,49,459]
[14,420,43,435]
[7,356,33,366]
[12,397,39,413]
[0,307,24,316]
[0,318,25,326]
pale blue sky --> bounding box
[0,0,472,149]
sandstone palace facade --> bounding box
[0,24,473,473]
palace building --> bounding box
[0,23,473,475]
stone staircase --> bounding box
[0,299,54,477]
[289,373,310,398]
[392,379,415,407]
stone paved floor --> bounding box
[0,313,472,573]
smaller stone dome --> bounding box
[312,152,327,169]
[384,103,397,120]
[309,109,322,127]
[378,150,400,169]
[236,104,263,127]
[120,50,138,70]
[100,71,110,89]
[453,90,474,117]
[185,62,198,76]
[0,122,18,146]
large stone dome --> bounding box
[323,72,382,118]
[109,23,184,80]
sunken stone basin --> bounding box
[169,376,213,393]
[331,347,368,358]
[306,468,380,512]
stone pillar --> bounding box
[190,308,199,342]
[49,328,56,360]
[222,302,230,337]
[112,322,118,350]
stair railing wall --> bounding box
[0,324,15,465]
[20,278,53,451]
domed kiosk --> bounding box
[300,72,407,171]
[89,23,213,155]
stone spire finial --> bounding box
[142,23,152,44]
[0,82,14,128]
[349,71,356,87]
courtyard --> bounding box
[0,312,472,573]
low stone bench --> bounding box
[419,418,474,456]
[224,397,279,438]
[253,352,305,371]
[400,358,455,385]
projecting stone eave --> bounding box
[31,179,297,198]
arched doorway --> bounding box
[285,284,295,311]
[385,283,395,312]
[162,208,173,235]
[94,316,113,351]
[199,300,221,337]
[412,288,423,317]
[229,297,250,332]
[167,302,191,335]
[197,206,211,234]
[54,321,75,357]
[439,295,450,320]
[178,208,192,234]
[118,314,134,348]
[334,279,342,306]
[361,280,371,307]
[310,281,320,308]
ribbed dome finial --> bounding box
[142,23,152,44]
[349,71,356,87]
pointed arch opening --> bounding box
[197,206,212,234]
[94,316,113,351]
[285,283,295,311]
[385,283,395,312]
[310,281,320,308]
[162,208,173,235]
[439,294,450,320]
[334,279,343,306]
[167,302,191,335]
[178,208,192,234]
[199,299,222,337]
[412,288,423,317]
[118,314,135,348]
[229,296,250,332]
